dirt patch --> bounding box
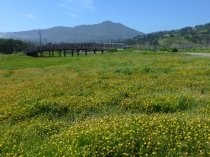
[186,53,210,57]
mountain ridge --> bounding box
[0,21,142,43]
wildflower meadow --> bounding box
[0,51,209,156]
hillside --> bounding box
[0,21,142,43]
[127,22,210,50]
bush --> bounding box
[107,49,118,53]
[171,47,178,52]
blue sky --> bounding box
[0,0,210,33]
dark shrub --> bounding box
[171,48,178,52]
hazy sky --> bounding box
[0,0,210,33]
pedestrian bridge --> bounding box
[26,42,125,57]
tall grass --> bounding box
[0,51,209,156]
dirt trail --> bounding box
[186,53,210,57]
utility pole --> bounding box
[38,30,42,45]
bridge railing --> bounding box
[26,42,125,56]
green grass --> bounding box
[0,51,209,156]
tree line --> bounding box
[0,39,33,54]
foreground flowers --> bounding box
[0,51,209,156]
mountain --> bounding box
[0,21,142,43]
[126,22,210,50]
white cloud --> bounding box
[22,13,36,19]
[59,0,94,18]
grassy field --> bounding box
[0,51,209,156]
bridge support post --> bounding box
[64,50,66,57]
[71,50,74,57]
[101,50,104,54]
[85,49,87,56]
[94,50,96,54]
[77,50,79,56]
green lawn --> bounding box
[0,51,209,156]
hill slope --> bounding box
[0,21,142,43]
[127,22,210,50]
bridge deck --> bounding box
[26,43,125,57]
